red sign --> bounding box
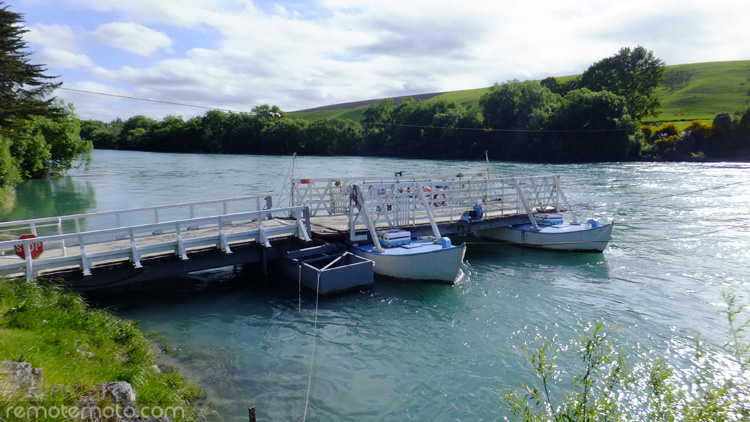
[14,234,44,260]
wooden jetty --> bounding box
[0,174,575,290]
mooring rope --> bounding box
[302,272,321,422]
[298,263,302,315]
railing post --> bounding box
[23,242,33,282]
[258,213,271,247]
[58,217,67,257]
[78,233,92,276]
[218,216,232,253]
[175,222,188,260]
[129,228,142,268]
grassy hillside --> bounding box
[654,61,750,123]
[289,61,750,125]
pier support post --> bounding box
[249,407,256,422]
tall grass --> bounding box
[0,278,207,421]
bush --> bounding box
[504,291,750,421]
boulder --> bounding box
[0,361,43,397]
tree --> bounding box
[579,46,665,121]
[479,80,559,130]
[545,88,636,161]
[0,3,61,128]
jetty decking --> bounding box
[1,174,572,289]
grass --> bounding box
[288,61,750,127]
[0,278,207,421]
[655,60,750,123]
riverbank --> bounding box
[0,277,209,421]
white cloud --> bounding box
[26,24,80,51]
[38,49,97,69]
[91,22,172,56]
[26,0,750,121]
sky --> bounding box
[13,0,750,122]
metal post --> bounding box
[513,178,540,231]
[248,407,256,422]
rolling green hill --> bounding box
[289,60,750,126]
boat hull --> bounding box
[480,222,614,252]
[349,240,466,283]
[281,245,374,295]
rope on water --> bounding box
[302,272,321,422]
[298,263,302,315]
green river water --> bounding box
[2,150,749,421]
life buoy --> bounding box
[432,192,447,207]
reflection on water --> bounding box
[0,175,96,223]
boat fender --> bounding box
[587,218,600,228]
[438,237,452,249]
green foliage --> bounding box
[0,4,91,187]
[80,53,750,162]
[579,46,665,121]
[545,88,636,161]
[479,80,560,131]
[0,3,61,129]
[7,102,92,178]
[0,278,206,421]
[504,293,750,421]
[0,134,21,187]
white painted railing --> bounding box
[0,204,310,281]
[344,175,573,241]
[291,173,488,216]
[0,196,271,241]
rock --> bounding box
[77,381,174,422]
[0,361,43,397]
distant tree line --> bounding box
[0,3,92,214]
[83,46,749,163]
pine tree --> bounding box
[0,2,61,129]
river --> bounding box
[3,149,749,421]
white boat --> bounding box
[349,236,466,283]
[346,184,466,283]
[480,216,613,252]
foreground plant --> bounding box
[504,291,750,421]
[0,278,208,421]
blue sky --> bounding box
[14,0,750,121]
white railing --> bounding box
[291,173,488,216]
[344,175,574,242]
[0,196,271,256]
[0,204,309,281]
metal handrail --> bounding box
[0,195,270,236]
[0,204,310,281]
[292,174,565,218]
